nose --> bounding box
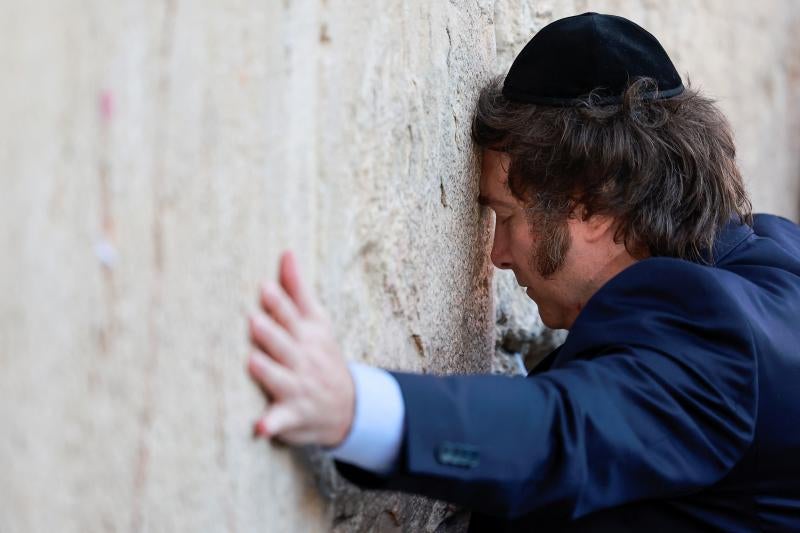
[490,225,513,270]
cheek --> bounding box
[510,223,537,260]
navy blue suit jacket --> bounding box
[336,214,800,531]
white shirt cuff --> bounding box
[324,362,405,475]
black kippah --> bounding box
[502,12,684,106]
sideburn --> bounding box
[532,215,572,278]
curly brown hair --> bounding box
[472,76,752,274]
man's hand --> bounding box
[247,250,355,447]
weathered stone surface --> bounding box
[0,1,798,533]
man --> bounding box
[246,13,800,531]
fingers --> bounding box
[260,280,301,334]
[279,250,319,318]
[248,350,294,399]
[249,313,297,367]
[255,405,300,439]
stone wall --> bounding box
[1,1,798,532]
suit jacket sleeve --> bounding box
[335,259,758,520]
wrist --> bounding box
[331,365,356,446]
[323,363,405,474]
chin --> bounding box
[539,313,560,330]
[537,305,565,330]
[526,290,559,328]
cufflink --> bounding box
[435,442,480,469]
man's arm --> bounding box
[333,259,758,520]
[247,253,756,521]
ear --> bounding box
[573,206,616,243]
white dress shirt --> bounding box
[324,362,405,475]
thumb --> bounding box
[257,405,299,439]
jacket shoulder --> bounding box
[575,257,749,329]
[561,256,757,369]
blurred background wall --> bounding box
[1,1,798,532]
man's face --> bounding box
[478,149,597,330]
